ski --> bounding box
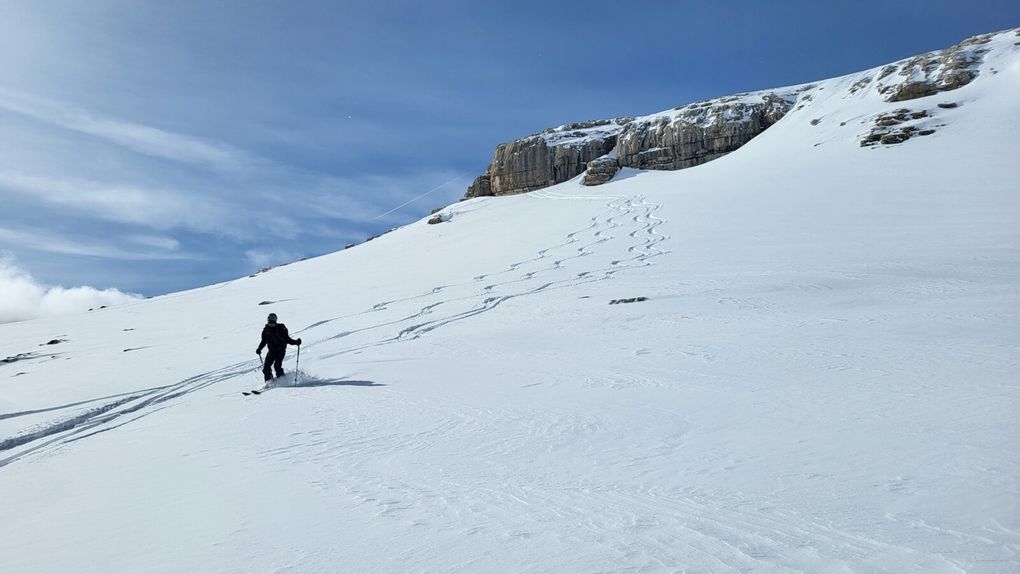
[242,389,263,396]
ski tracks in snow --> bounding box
[0,191,669,468]
[246,390,969,573]
[0,361,259,467]
[309,191,670,360]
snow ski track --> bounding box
[249,388,961,572]
[313,194,669,361]
[0,192,669,467]
[0,361,260,467]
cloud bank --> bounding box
[0,83,468,295]
[0,255,141,324]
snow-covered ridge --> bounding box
[858,29,1000,101]
[532,117,633,148]
[634,86,805,127]
[611,28,1014,132]
[465,27,1019,198]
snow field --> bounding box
[0,28,1018,574]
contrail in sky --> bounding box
[373,172,469,220]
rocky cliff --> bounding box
[873,31,994,102]
[463,29,1011,198]
[614,92,796,171]
[465,119,632,197]
[463,89,800,199]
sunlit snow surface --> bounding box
[1,30,1018,574]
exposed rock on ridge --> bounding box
[465,174,491,198]
[878,32,993,102]
[614,92,794,171]
[462,28,1012,198]
[582,156,620,186]
[465,119,632,197]
[463,91,797,196]
[860,108,935,147]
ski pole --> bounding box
[294,344,301,385]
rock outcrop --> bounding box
[860,108,935,147]
[615,92,794,171]
[465,174,492,198]
[879,33,992,102]
[464,119,632,198]
[463,92,797,197]
[461,28,1013,199]
[581,156,620,186]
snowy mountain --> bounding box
[1,28,1018,573]
[467,28,1011,199]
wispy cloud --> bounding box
[0,88,258,172]
[0,253,142,324]
[245,248,303,270]
[0,227,197,260]
[126,234,181,251]
[0,171,232,233]
[0,88,468,293]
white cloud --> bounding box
[0,89,469,233]
[0,89,469,293]
[0,254,142,324]
[0,171,232,233]
[0,227,195,260]
[0,88,258,172]
[126,234,181,251]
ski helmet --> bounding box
[267,313,277,323]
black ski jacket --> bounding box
[257,323,299,354]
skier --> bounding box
[256,313,302,382]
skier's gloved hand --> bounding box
[256,350,261,356]
[296,338,302,345]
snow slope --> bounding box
[1,29,1018,573]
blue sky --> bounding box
[1,0,1017,305]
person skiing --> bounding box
[256,313,301,382]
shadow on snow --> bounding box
[267,371,385,389]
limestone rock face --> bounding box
[581,156,620,186]
[463,92,797,198]
[880,33,992,102]
[460,29,1014,200]
[860,108,934,147]
[488,134,612,195]
[464,118,632,198]
[887,81,939,102]
[466,174,492,198]
[615,93,794,171]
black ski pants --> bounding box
[263,348,286,381]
